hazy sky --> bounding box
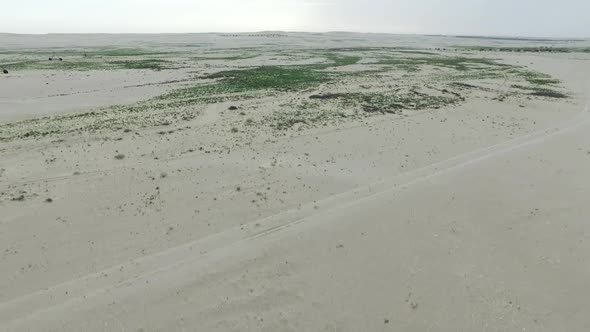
[1,0,589,38]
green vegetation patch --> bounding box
[511,84,568,98]
[529,90,568,98]
[157,65,329,101]
[395,50,439,56]
[463,46,573,53]
[192,54,258,61]
[321,54,362,67]
[377,56,501,72]
[2,59,112,71]
[323,92,458,113]
[0,48,573,140]
[266,91,459,130]
[89,48,170,57]
[158,53,362,104]
[0,102,196,141]
[514,70,561,86]
[328,47,438,56]
[1,47,170,57]
[206,66,330,91]
[527,78,561,85]
[109,59,171,70]
[3,58,173,71]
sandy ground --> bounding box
[0,69,192,122]
[1,34,590,331]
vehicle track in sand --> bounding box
[1,91,588,329]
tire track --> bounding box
[1,100,588,328]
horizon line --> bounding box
[0,31,588,41]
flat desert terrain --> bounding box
[1,33,590,331]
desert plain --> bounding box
[1,32,590,331]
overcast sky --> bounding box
[1,0,589,38]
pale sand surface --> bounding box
[1,33,589,331]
